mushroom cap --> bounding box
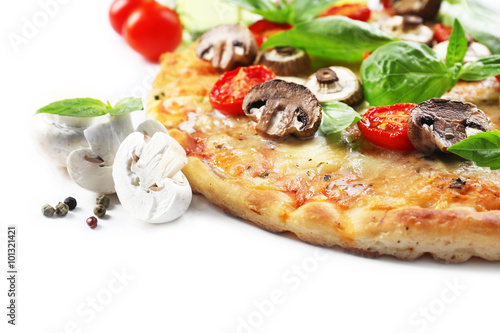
[390,0,442,20]
[136,119,168,137]
[304,66,363,106]
[195,23,258,72]
[243,79,322,139]
[67,148,116,194]
[407,98,491,155]
[381,15,434,46]
[31,114,96,167]
[433,41,492,63]
[112,131,191,223]
[257,47,310,77]
[83,114,134,164]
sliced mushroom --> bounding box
[407,98,491,155]
[433,41,491,63]
[113,131,192,223]
[257,47,310,76]
[304,67,363,106]
[195,23,258,72]
[389,0,442,20]
[242,79,322,139]
[380,15,434,45]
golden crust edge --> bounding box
[184,156,500,263]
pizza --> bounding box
[146,0,500,262]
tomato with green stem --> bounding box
[209,65,276,116]
[358,103,416,151]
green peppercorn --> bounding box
[94,204,106,218]
[55,202,69,216]
[64,197,77,210]
[96,194,110,208]
[42,204,55,217]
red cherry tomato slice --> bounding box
[248,20,293,47]
[433,23,453,44]
[123,2,182,62]
[209,65,276,116]
[319,4,371,22]
[357,103,417,151]
[109,0,146,35]
[496,75,500,84]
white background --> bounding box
[2,1,500,333]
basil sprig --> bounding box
[448,131,500,170]
[36,97,143,117]
[361,19,500,106]
[442,0,500,54]
[223,0,336,24]
[262,16,396,63]
[320,101,360,136]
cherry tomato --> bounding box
[123,2,182,62]
[319,4,371,22]
[357,103,417,151]
[248,20,292,47]
[209,65,276,116]
[433,23,453,44]
[495,75,500,84]
[109,0,146,35]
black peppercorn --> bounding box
[64,197,77,210]
[86,216,98,229]
[94,204,106,218]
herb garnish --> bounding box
[319,101,360,136]
[36,97,143,117]
[447,130,500,170]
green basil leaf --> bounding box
[445,19,468,67]
[291,0,338,24]
[109,97,144,116]
[262,16,396,63]
[458,55,500,81]
[447,130,500,170]
[441,0,500,54]
[36,98,108,117]
[361,41,456,106]
[222,0,292,23]
[320,101,361,136]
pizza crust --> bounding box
[148,46,500,263]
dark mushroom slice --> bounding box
[257,47,310,76]
[304,67,363,106]
[407,98,491,155]
[433,41,491,63]
[195,23,258,72]
[243,79,322,140]
[381,15,434,46]
[389,0,442,20]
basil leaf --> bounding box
[36,98,108,117]
[442,0,500,54]
[445,19,468,67]
[109,97,144,116]
[458,55,500,81]
[291,0,338,24]
[361,41,456,106]
[262,16,396,63]
[222,0,292,23]
[447,131,500,170]
[320,101,361,136]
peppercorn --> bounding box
[55,202,69,216]
[96,194,110,208]
[42,204,55,217]
[94,204,106,218]
[64,197,77,210]
[86,216,98,229]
